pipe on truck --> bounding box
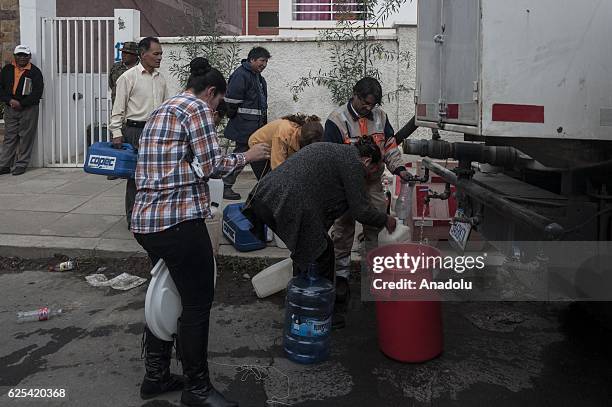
[421,157,564,240]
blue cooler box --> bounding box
[84,142,137,179]
[222,203,266,252]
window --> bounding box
[293,1,365,21]
[258,11,279,28]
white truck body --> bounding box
[415,0,612,141]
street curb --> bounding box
[0,234,293,261]
[0,234,147,259]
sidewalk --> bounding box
[0,168,292,259]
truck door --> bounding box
[416,0,480,132]
[415,0,442,124]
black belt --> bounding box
[126,119,146,128]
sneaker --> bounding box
[0,167,10,175]
[223,187,241,200]
[11,167,26,176]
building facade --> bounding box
[56,0,242,36]
[242,0,279,36]
[242,1,417,36]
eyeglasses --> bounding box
[358,95,379,109]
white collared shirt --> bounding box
[109,63,169,138]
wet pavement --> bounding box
[1,259,611,407]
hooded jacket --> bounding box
[223,59,268,144]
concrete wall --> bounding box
[159,24,418,132]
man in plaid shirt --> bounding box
[131,58,269,406]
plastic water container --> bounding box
[378,220,412,246]
[283,263,335,364]
[145,258,217,342]
[207,178,224,208]
[84,142,137,178]
[251,258,293,298]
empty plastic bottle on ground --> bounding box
[49,260,76,272]
[283,263,334,364]
[17,307,63,323]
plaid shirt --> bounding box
[131,92,246,234]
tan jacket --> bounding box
[248,119,301,169]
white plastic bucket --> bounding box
[145,258,217,341]
[251,258,293,298]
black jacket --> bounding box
[0,63,44,107]
[223,60,267,144]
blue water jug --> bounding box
[283,263,335,364]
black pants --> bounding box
[134,219,215,327]
[222,141,249,188]
[251,159,271,180]
[243,199,335,283]
[123,125,144,225]
[291,234,335,284]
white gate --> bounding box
[40,17,115,167]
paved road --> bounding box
[1,263,611,407]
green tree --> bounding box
[290,0,411,105]
[166,1,243,152]
[167,1,243,85]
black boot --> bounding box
[335,276,351,306]
[140,326,185,399]
[178,315,238,407]
[223,186,241,201]
[333,276,350,330]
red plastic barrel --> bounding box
[367,243,443,362]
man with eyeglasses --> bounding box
[324,77,410,328]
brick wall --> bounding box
[243,0,279,36]
[0,0,20,66]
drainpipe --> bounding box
[245,0,249,35]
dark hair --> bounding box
[354,136,382,164]
[215,99,227,119]
[138,37,160,56]
[281,113,320,127]
[299,121,324,149]
[247,46,271,61]
[186,57,227,95]
[353,77,383,105]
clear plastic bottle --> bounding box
[283,263,335,364]
[16,307,63,323]
[395,180,414,226]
